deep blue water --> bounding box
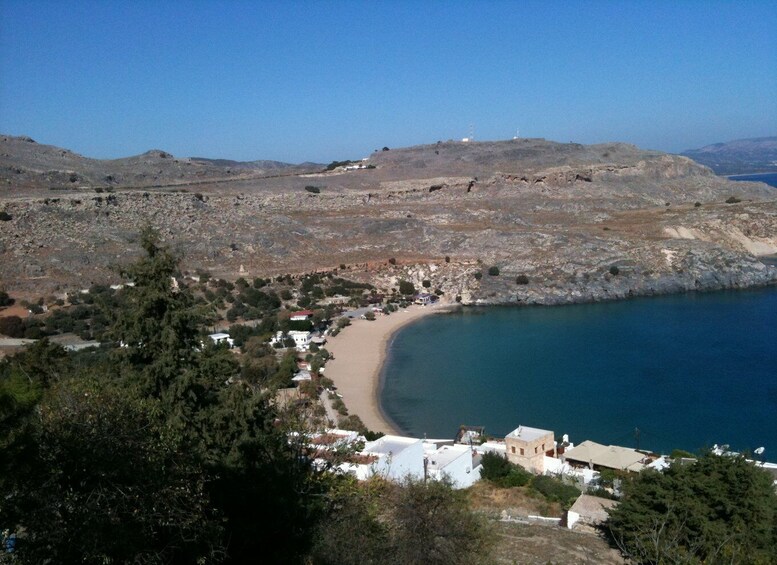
[728,172,777,188]
[381,287,777,456]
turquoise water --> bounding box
[381,287,777,456]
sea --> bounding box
[381,173,777,457]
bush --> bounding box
[398,280,415,295]
[609,265,620,276]
[364,311,375,321]
[530,475,581,507]
[421,280,431,288]
[474,272,482,281]
[0,315,24,338]
[725,196,742,204]
[0,290,14,306]
[444,256,450,263]
[488,266,500,276]
[0,211,12,221]
[304,185,321,194]
[516,275,529,285]
[336,317,351,329]
[388,258,396,265]
[479,452,532,487]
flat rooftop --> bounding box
[506,425,554,442]
[365,435,420,456]
[425,444,471,469]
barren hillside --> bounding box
[1,136,775,303]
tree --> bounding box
[108,227,201,398]
[1,227,331,563]
[488,266,500,276]
[312,477,492,565]
[0,290,13,306]
[606,453,777,564]
[398,280,415,295]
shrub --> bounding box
[444,256,450,263]
[304,185,321,194]
[0,290,14,306]
[474,272,482,281]
[0,211,12,221]
[609,265,620,276]
[388,257,396,265]
[694,202,701,207]
[480,452,532,488]
[336,317,351,329]
[516,275,529,285]
[422,280,431,288]
[398,280,415,295]
[530,475,581,507]
[364,311,375,321]
[725,196,742,204]
[0,315,24,338]
[488,266,500,276]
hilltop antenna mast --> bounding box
[469,123,475,141]
[513,128,520,140]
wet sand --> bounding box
[323,303,453,434]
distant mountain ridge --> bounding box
[0,134,322,190]
[681,136,777,175]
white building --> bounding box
[271,330,313,351]
[208,332,234,348]
[423,441,482,489]
[339,435,425,481]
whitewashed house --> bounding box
[271,330,313,351]
[339,435,425,481]
[208,332,234,348]
[423,441,482,489]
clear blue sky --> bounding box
[1,1,775,163]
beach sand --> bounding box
[323,303,453,434]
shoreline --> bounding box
[323,303,455,434]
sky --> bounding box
[1,0,775,163]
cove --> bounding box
[380,286,777,457]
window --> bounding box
[542,443,545,451]
[520,448,524,456]
[534,446,538,454]
[511,446,515,454]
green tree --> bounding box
[312,477,492,565]
[398,280,415,295]
[606,453,777,564]
[108,227,201,398]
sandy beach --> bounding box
[324,303,454,434]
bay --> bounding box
[381,287,777,457]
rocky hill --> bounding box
[1,136,775,304]
[681,136,777,175]
[0,135,320,193]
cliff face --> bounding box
[1,137,775,303]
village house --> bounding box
[271,330,313,351]
[207,332,234,348]
[339,435,425,481]
[564,493,619,530]
[423,441,482,489]
[505,425,556,474]
[413,293,437,306]
[562,440,651,472]
[290,310,314,322]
